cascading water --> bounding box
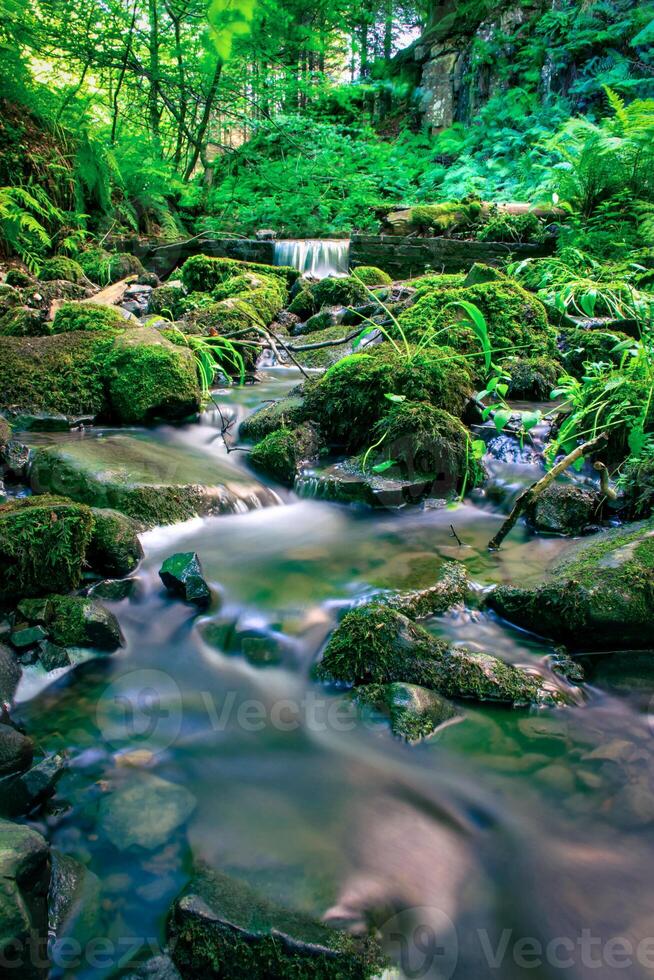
[273,239,350,278]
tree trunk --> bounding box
[184,60,223,180]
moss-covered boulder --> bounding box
[304,345,473,451]
[503,355,561,400]
[46,595,123,650]
[30,433,279,526]
[39,256,86,284]
[87,508,143,577]
[5,269,33,288]
[487,521,654,650]
[355,682,460,741]
[0,306,48,337]
[315,604,564,705]
[287,286,315,319]
[352,265,392,286]
[310,276,369,311]
[78,249,146,285]
[559,326,632,378]
[167,863,384,979]
[0,284,21,316]
[52,302,129,334]
[526,483,601,535]
[0,328,201,423]
[369,401,483,490]
[148,284,186,318]
[0,820,50,979]
[239,396,306,442]
[180,254,298,293]
[398,280,556,376]
[0,496,94,603]
[249,423,320,486]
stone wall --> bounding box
[350,235,551,279]
[113,237,275,279]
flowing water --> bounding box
[273,239,350,278]
[16,369,654,979]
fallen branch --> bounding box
[487,431,609,551]
[593,461,618,500]
[288,328,366,352]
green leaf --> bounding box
[493,409,513,432]
[471,439,486,459]
[384,393,406,403]
[372,459,397,473]
[520,410,542,431]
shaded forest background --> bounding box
[1,0,653,261]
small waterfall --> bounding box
[273,240,350,278]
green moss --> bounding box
[87,508,143,577]
[502,355,561,399]
[5,269,32,288]
[287,287,314,319]
[148,285,186,318]
[39,256,86,283]
[371,401,483,488]
[52,302,128,334]
[239,395,306,441]
[304,344,473,451]
[0,416,10,446]
[0,496,94,603]
[0,306,49,337]
[410,273,467,296]
[47,595,122,649]
[311,275,368,311]
[408,201,483,235]
[0,284,21,316]
[78,249,145,285]
[249,424,319,486]
[316,604,561,705]
[398,280,556,376]
[559,326,632,378]
[352,265,392,286]
[291,324,356,368]
[476,211,546,244]
[354,682,459,741]
[621,456,654,519]
[105,333,200,424]
[179,254,298,293]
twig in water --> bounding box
[488,432,609,551]
[449,524,463,547]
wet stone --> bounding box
[0,644,22,703]
[159,552,211,606]
[0,723,33,776]
[10,624,48,649]
[98,773,197,851]
[37,640,70,671]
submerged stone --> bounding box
[316,604,565,706]
[49,851,102,941]
[37,640,70,671]
[30,434,278,526]
[98,773,196,850]
[166,863,384,979]
[487,520,654,650]
[0,820,50,979]
[355,682,460,741]
[159,552,211,606]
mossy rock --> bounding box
[0,819,50,980]
[287,287,314,319]
[87,508,143,577]
[0,496,94,603]
[0,306,49,337]
[148,285,187,318]
[351,265,392,286]
[184,298,255,335]
[487,520,654,650]
[502,355,561,400]
[559,326,632,378]
[398,280,556,378]
[179,254,298,293]
[407,201,484,235]
[0,284,21,316]
[5,269,33,288]
[39,257,85,284]
[210,272,287,325]
[30,433,278,526]
[290,324,358,369]
[167,863,385,979]
[78,249,146,285]
[304,344,473,452]
[249,424,320,486]
[0,328,200,423]
[409,273,466,296]
[370,401,483,490]
[239,396,306,442]
[354,682,460,741]
[526,483,601,535]
[46,595,123,650]
[52,302,129,334]
[315,604,564,705]
[310,276,369,312]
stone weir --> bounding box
[113,235,276,279]
[349,234,553,280]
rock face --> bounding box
[0,645,21,704]
[87,507,143,577]
[159,552,211,606]
[30,433,279,526]
[487,521,654,650]
[0,820,50,979]
[167,864,384,979]
[355,682,460,740]
[0,724,33,775]
[316,604,566,706]
[98,774,196,851]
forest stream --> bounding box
[8,366,654,980]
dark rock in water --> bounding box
[526,483,601,535]
[119,953,182,980]
[0,644,21,704]
[0,723,33,775]
[1,439,30,480]
[295,459,452,509]
[98,773,196,851]
[49,851,101,940]
[16,598,51,623]
[355,682,460,741]
[88,578,137,602]
[316,604,566,706]
[487,520,654,651]
[88,508,144,577]
[160,552,211,606]
[201,617,292,666]
[239,395,306,442]
[10,624,48,649]
[46,596,124,651]
[37,640,70,671]
[166,864,384,979]
[0,753,65,817]
[0,819,50,979]
[249,423,321,487]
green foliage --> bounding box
[476,210,546,244]
[78,249,146,286]
[52,302,128,334]
[180,255,296,292]
[352,266,392,286]
[39,255,85,283]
